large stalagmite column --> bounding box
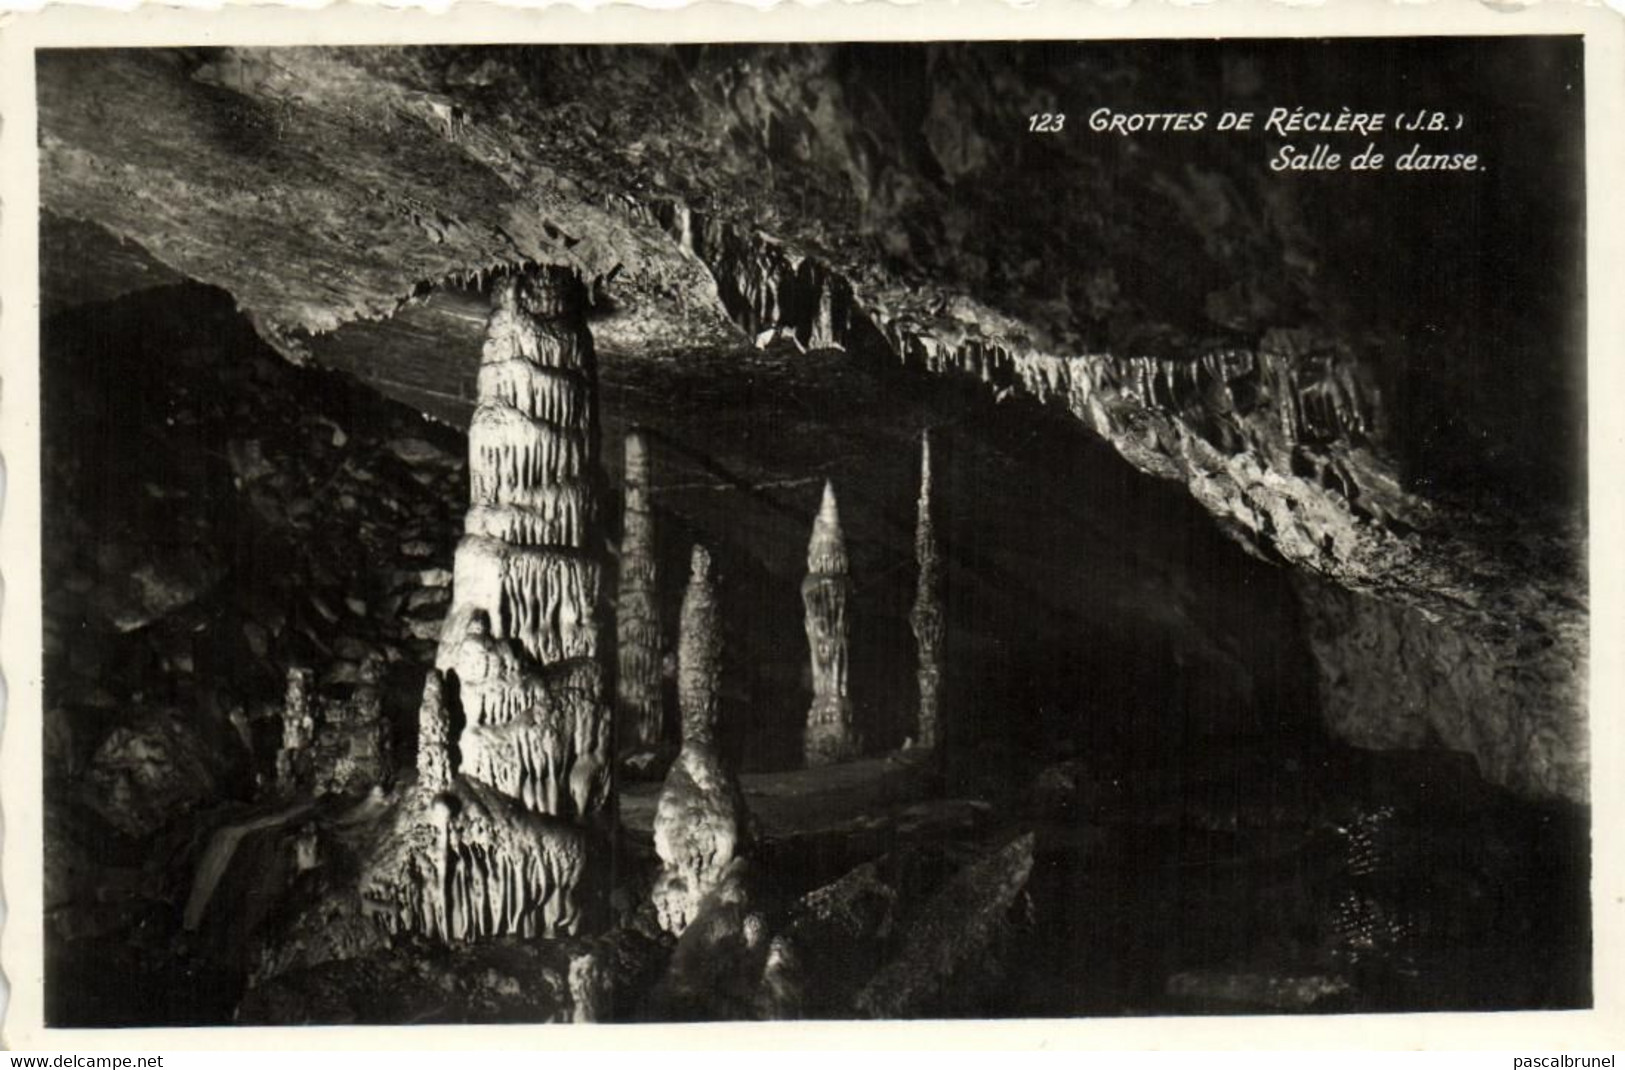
[802,481,861,767]
[433,266,612,822]
[909,430,945,750]
[652,545,749,935]
[359,266,601,946]
[616,429,664,752]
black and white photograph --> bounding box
[0,4,1617,1045]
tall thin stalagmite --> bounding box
[802,481,861,766]
[909,430,945,749]
[616,429,663,751]
[433,266,612,821]
[416,669,453,794]
[677,546,723,748]
[652,545,749,934]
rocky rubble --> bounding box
[852,832,1036,1018]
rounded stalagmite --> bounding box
[651,543,750,935]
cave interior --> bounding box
[33,37,1589,1025]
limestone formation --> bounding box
[616,429,664,751]
[652,546,750,935]
[354,269,609,948]
[802,482,861,766]
[356,652,592,945]
[909,430,945,750]
[441,610,608,817]
[359,778,590,942]
[293,824,321,873]
[434,267,612,822]
[416,669,453,794]
[755,936,807,1019]
[854,832,1036,1018]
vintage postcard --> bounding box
[1,0,1621,1051]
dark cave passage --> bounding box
[594,338,1328,782]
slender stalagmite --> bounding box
[909,430,945,749]
[616,429,663,752]
[434,266,612,821]
[651,545,749,934]
[802,481,861,766]
[417,669,453,793]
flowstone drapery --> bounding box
[802,482,861,767]
[909,431,945,750]
[652,545,750,935]
[433,267,612,822]
[616,429,664,752]
[360,776,591,942]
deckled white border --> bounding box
[2,0,1622,1051]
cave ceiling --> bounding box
[36,40,1588,801]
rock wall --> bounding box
[274,660,393,798]
[1296,575,1586,802]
